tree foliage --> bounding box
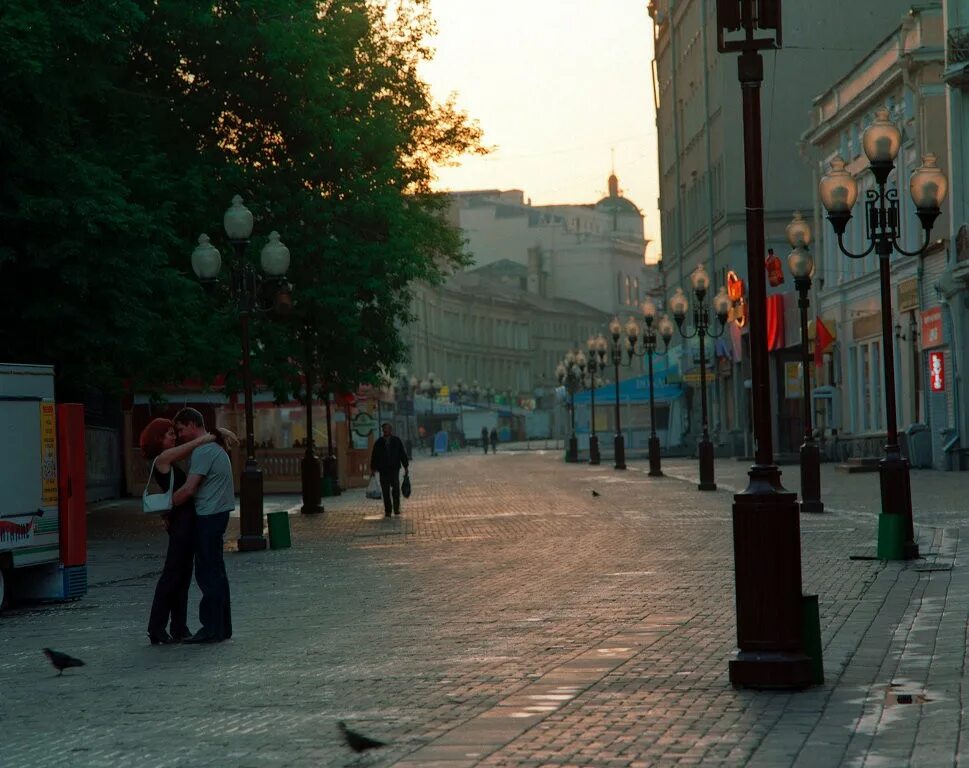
[0,0,482,401]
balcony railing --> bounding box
[948,25,969,66]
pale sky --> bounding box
[420,0,660,260]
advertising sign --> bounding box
[921,307,944,349]
[929,351,945,392]
[40,402,58,506]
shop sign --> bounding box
[921,307,944,349]
[897,278,919,312]
[784,362,803,399]
[928,351,945,392]
[351,411,376,437]
[40,403,58,505]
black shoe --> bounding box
[183,631,220,645]
[384,513,392,518]
[147,630,175,645]
[170,627,193,642]
[393,510,401,516]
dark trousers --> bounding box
[379,470,401,515]
[195,510,232,640]
[148,508,195,635]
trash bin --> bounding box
[901,423,931,468]
[267,510,291,550]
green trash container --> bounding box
[801,594,824,685]
[267,510,291,550]
[877,513,905,560]
[321,476,335,497]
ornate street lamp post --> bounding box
[632,300,674,477]
[819,107,948,559]
[785,213,823,514]
[455,379,467,444]
[191,195,292,552]
[608,317,629,470]
[670,265,730,491]
[394,371,415,459]
[556,352,582,462]
[716,1,817,689]
[299,330,323,515]
[420,373,442,456]
[585,335,608,465]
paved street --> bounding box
[1,451,967,767]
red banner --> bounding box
[814,318,835,367]
[766,294,785,351]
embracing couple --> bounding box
[138,408,237,645]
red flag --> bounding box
[814,318,834,367]
[766,295,785,351]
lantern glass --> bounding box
[787,246,814,278]
[596,334,608,355]
[910,153,948,209]
[819,156,858,213]
[625,316,639,342]
[862,107,901,164]
[785,211,812,249]
[191,234,222,279]
[223,194,254,240]
[713,287,731,318]
[669,287,689,320]
[586,335,596,352]
[691,263,710,294]
[658,315,674,343]
[608,316,622,341]
[260,231,290,276]
[641,297,657,323]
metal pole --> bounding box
[647,345,663,477]
[613,355,626,470]
[300,334,323,514]
[697,313,716,490]
[236,259,266,551]
[589,373,600,465]
[727,39,812,689]
[797,280,823,514]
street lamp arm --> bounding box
[890,227,933,258]
[675,323,701,340]
[705,322,729,340]
[836,231,877,260]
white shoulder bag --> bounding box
[142,458,174,514]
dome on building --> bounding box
[595,172,642,217]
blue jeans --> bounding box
[195,511,232,640]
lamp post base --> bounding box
[238,463,267,552]
[798,440,823,514]
[300,451,324,514]
[566,436,579,463]
[614,434,626,470]
[877,453,918,560]
[698,439,716,491]
[730,465,816,689]
[589,435,600,465]
[648,435,663,477]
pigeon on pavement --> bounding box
[591,490,601,497]
[43,648,85,676]
[338,721,387,753]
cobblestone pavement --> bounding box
[1,452,967,767]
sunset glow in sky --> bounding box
[420,0,660,259]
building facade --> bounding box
[804,4,957,467]
[648,0,924,455]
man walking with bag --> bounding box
[370,422,409,517]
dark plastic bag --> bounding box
[401,473,411,498]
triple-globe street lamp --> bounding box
[669,264,730,491]
[420,373,443,456]
[556,352,583,463]
[785,212,823,515]
[584,335,609,465]
[191,195,292,552]
[625,301,675,477]
[819,106,948,560]
[393,371,416,460]
[607,317,631,470]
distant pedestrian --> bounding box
[481,426,489,454]
[171,408,236,644]
[490,427,498,454]
[370,422,409,517]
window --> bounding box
[851,338,883,433]
[624,276,631,305]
